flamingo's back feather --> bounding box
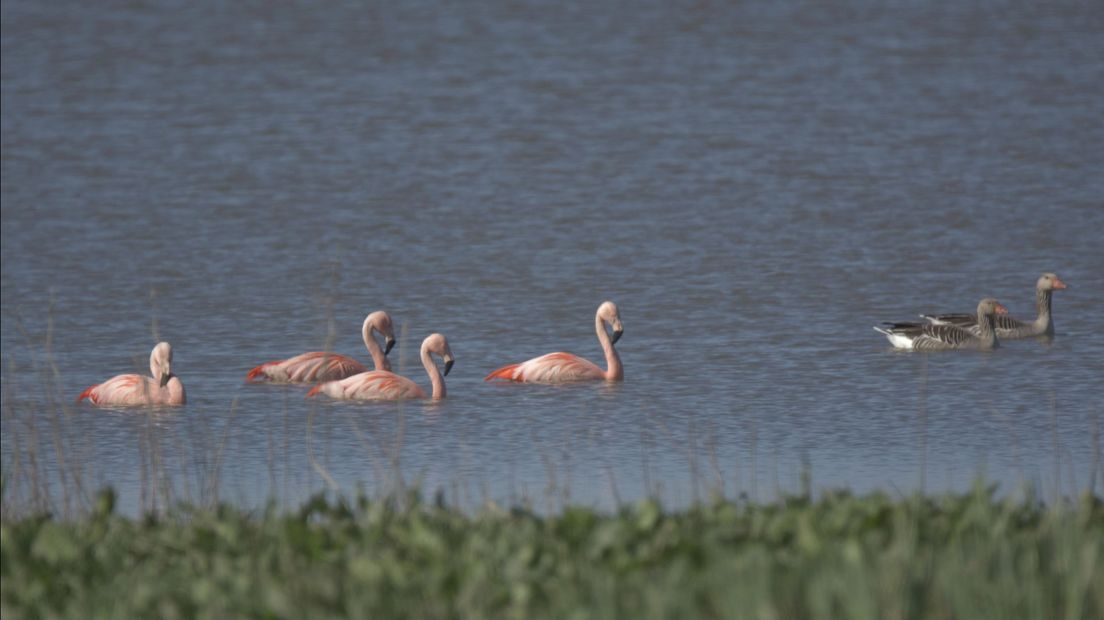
[77,385,98,403]
[484,364,522,382]
[246,352,367,384]
[487,353,605,384]
[309,371,425,400]
[76,374,184,406]
[245,361,281,383]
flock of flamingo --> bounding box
[76,272,1066,407]
[76,301,625,407]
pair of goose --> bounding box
[76,302,625,407]
[873,273,1067,350]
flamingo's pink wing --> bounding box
[513,352,605,383]
[249,352,366,383]
[311,371,425,400]
[79,374,151,405]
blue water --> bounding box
[2,0,1102,515]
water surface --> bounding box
[3,0,1102,514]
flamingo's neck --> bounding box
[595,314,622,381]
[166,376,186,405]
[422,347,445,399]
[149,353,172,398]
[363,323,390,371]
[1034,287,1053,335]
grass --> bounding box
[2,483,1101,619]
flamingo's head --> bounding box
[1038,273,1067,291]
[151,342,174,387]
[598,300,624,343]
[366,311,397,354]
[422,333,455,376]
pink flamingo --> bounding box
[307,333,454,401]
[77,341,186,406]
[485,301,624,383]
[246,311,396,383]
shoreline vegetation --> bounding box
[2,483,1101,618]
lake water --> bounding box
[2,0,1102,515]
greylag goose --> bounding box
[920,273,1067,338]
[874,298,1008,351]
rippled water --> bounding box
[3,0,1102,514]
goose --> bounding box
[874,299,1008,351]
[920,273,1067,338]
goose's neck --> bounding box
[596,314,622,381]
[422,348,445,400]
[976,309,998,348]
[364,324,390,371]
[1034,287,1054,335]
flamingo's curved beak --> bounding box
[611,328,623,344]
[443,358,454,376]
[384,337,396,355]
[159,372,171,388]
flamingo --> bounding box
[307,333,454,401]
[246,311,396,383]
[485,300,624,383]
[77,341,186,406]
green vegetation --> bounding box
[2,485,1101,619]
